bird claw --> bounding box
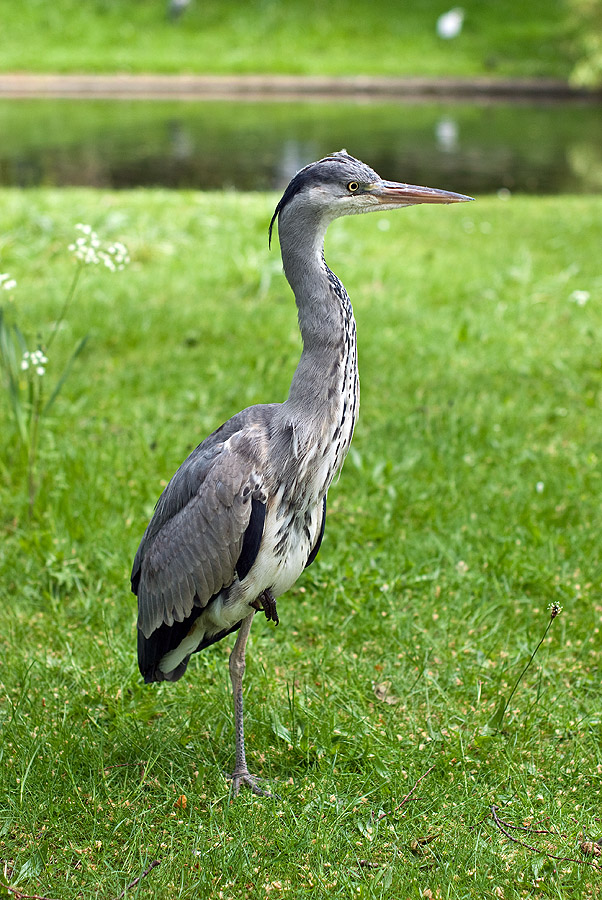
[260,589,279,625]
[250,589,279,626]
[228,768,278,799]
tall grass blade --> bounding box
[44,334,89,414]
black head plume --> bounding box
[268,150,378,248]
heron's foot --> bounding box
[228,767,277,798]
[259,588,279,625]
[249,589,279,625]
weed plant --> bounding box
[0,188,601,898]
[0,226,128,513]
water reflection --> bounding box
[435,117,459,153]
[0,98,601,194]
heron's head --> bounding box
[269,150,472,247]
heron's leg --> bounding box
[228,612,272,797]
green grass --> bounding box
[2,0,575,79]
[1,187,601,898]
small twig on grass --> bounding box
[491,806,602,872]
[0,880,61,900]
[111,860,160,900]
[112,861,161,900]
[498,818,562,836]
[375,764,435,822]
[0,859,160,900]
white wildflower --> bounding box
[69,224,102,265]
[535,481,544,494]
[99,240,130,272]
[69,224,129,270]
[0,273,17,291]
[547,602,562,618]
[568,289,590,306]
[21,349,48,376]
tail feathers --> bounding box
[137,606,202,683]
[141,651,191,684]
[138,617,244,684]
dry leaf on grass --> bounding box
[372,680,399,705]
[580,839,602,858]
[410,834,438,856]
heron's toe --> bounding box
[259,589,279,625]
[228,768,278,799]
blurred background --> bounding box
[0,0,601,194]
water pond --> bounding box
[1,98,601,194]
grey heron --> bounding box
[131,151,472,796]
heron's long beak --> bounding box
[373,180,473,206]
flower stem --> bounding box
[27,378,42,516]
[46,264,82,351]
[497,613,557,729]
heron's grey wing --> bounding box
[133,406,260,555]
[132,420,269,640]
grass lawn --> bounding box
[1,186,601,898]
[3,0,574,79]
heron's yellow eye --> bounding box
[347,181,359,193]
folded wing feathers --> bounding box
[136,435,264,639]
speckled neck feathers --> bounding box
[276,191,360,495]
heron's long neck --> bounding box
[279,212,359,438]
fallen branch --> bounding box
[0,882,61,900]
[111,860,161,900]
[0,863,60,900]
[491,806,602,872]
[376,765,435,822]
[494,816,560,836]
